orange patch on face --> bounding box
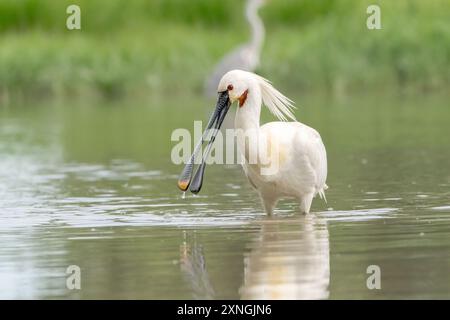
[238,89,249,108]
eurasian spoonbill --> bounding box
[179,70,328,215]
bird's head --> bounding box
[217,70,253,108]
[248,0,266,11]
[177,69,295,193]
[217,70,296,120]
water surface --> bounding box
[0,94,449,299]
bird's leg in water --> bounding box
[299,193,314,214]
[259,193,278,216]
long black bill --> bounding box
[177,91,231,193]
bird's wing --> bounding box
[304,128,328,192]
[294,124,328,194]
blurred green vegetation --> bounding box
[0,0,449,99]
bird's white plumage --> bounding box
[218,70,328,214]
[254,73,296,122]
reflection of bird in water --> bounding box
[204,0,266,97]
[179,231,215,299]
[240,215,330,299]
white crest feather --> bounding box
[254,74,296,121]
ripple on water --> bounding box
[320,208,398,222]
[430,205,450,211]
[0,153,446,233]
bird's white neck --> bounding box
[246,1,265,52]
[234,89,261,132]
[234,89,262,165]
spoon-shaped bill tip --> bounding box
[189,162,206,194]
[177,179,190,191]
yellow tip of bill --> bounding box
[177,180,189,191]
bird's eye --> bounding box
[227,84,233,91]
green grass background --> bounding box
[0,0,449,99]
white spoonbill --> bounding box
[178,70,328,215]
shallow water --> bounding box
[0,94,449,299]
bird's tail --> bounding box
[318,184,328,204]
